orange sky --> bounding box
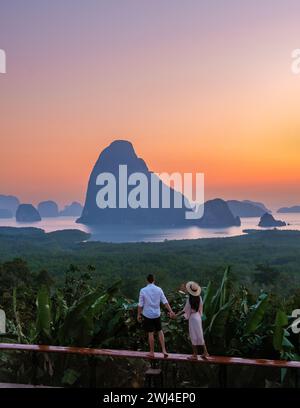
[0,1,300,209]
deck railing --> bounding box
[0,343,299,387]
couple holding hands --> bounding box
[137,274,209,360]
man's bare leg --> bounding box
[158,330,168,357]
[147,332,155,358]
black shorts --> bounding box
[142,315,162,333]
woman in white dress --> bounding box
[176,281,209,360]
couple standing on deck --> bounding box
[137,274,209,360]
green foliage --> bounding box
[57,281,120,346]
[201,268,234,350]
[244,293,269,335]
[1,228,300,298]
[0,229,299,387]
[12,288,25,343]
[273,310,288,351]
[204,266,230,323]
[273,310,296,362]
[36,286,51,340]
[253,264,281,287]
[62,368,81,385]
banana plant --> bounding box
[36,286,51,340]
[272,310,297,384]
[32,280,125,385]
[203,267,234,351]
[273,310,295,358]
[227,292,270,356]
[12,288,26,343]
[207,298,234,339]
[57,280,121,346]
[203,266,231,325]
[244,293,269,335]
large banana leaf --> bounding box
[273,310,294,354]
[282,330,294,349]
[58,287,105,344]
[211,266,230,310]
[244,293,268,335]
[207,298,234,338]
[58,281,121,345]
[219,266,230,307]
[36,286,51,338]
[53,291,68,325]
[202,281,213,320]
[273,310,288,351]
[203,267,230,324]
[13,287,26,343]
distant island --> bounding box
[0,195,20,218]
[59,202,83,217]
[243,200,270,213]
[38,201,59,217]
[227,200,271,217]
[0,209,13,219]
[77,140,240,228]
[258,213,286,228]
[0,141,294,230]
[0,195,83,221]
[16,204,41,222]
[277,205,300,213]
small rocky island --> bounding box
[258,213,286,228]
[60,202,83,216]
[0,194,20,217]
[16,204,42,222]
[38,200,59,217]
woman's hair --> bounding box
[189,294,200,311]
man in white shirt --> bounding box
[137,274,175,358]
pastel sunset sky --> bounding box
[1,0,300,209]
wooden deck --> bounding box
[0,383,54,388]
[1,342,300,369]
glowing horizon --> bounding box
[1,1,300,210]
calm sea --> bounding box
[1,213,300,243]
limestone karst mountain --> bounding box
[277,205,300,213]
[227,200,270,218]
[0,195,20,216]
[243,200,271,214]
[60,202,83,217]
[77,140,240,228]
[0,209,13,219]
[38,200,59,217]
[258,213,286,228]
[16,204,41,222]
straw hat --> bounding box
[186,281,201,297]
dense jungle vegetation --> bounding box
[0,227,299,387]
[1,227,300,297]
